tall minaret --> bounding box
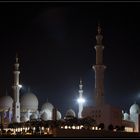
[92,24,106,106]
[77,79,85,118]
[12,54,22,122]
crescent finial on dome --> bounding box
[46,98,48,103]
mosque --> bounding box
[0,25,140,133]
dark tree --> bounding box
[115,125,121,131]
[98,123,105,130]
[108,124,114,131]
[120,125,125,131]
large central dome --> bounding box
[21,92,38,112]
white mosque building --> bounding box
[0,55,67,127]
[0,25,139,132]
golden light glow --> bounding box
[125,127,133,132]
[72,126,76,129]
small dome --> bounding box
[65,109,76,118]
[123,112,130,120]
[41,102,54,111]
[20,115,29,122]
[22,110,32,120]
[130,103,140,114]
[35,110,39,115]
[41,111,48,121]
[21,92,38,112]
[0,96,13,111]
[57,110,62,120]
[30,113,38,120]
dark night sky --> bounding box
[0,1,140,116]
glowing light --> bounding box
[95,127,98,130]
[80,125,83,129]
[18,84,22,88]
[42,127,44,131]
[125,127,133,132]
[18,128,20,132]
[64,126,68,129]
[76,126,80,129]
[77,97,85,103]
[72,126,76,129]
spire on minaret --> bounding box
[16,53,18,63]
[14,53,19,72]
[97,22,101,34]
[80,77,82,85]
[79,78,83,91]
[96,23,103,45]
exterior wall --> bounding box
[130,113,139,132]
[109,105,122,126]
[82,104,122,129]
[53,128,140,137]
[122,120,134,132]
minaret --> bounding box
[92,24,106,106]
[12,54,22,122]
[77,79,85,118]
